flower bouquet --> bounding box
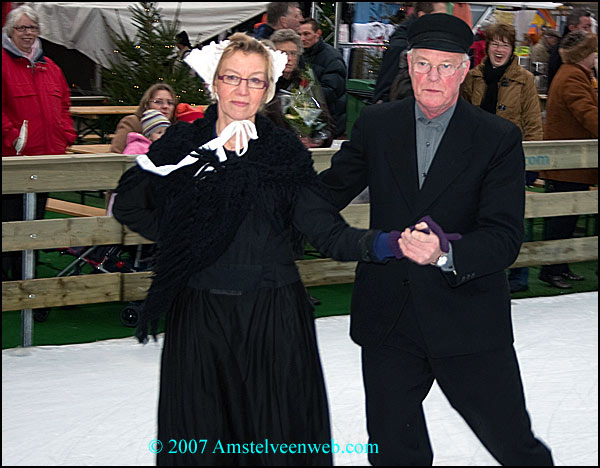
[280,65,328,145]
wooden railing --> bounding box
[2,140,598,312]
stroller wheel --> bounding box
[120,302,142,328]
[33,308,51,323]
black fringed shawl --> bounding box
[115,105,321,343]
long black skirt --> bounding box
[156,281,333,466]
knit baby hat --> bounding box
[141,109,171,138]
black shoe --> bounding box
[539,273,573,289]
[309,294,321,306]
[561,271,584,281]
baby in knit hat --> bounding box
[122,109,171,155]
[108,109,172,216]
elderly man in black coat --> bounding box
[320,13,554,466]
[299,18,347,138]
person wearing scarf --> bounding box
[112,32,415,466]
[461,22,543,294]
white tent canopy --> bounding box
[28,2,269,68]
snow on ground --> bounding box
[2,292,597,466]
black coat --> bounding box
[320,97,526,357]
[371,16,416,103]
[303,39,347,137]
[112,106,380,340]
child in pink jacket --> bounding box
[122,109,171,155]
[109,110,171,215]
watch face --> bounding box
[437,254,448,267]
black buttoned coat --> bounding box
[320,97,526,358]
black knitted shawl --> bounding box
[116,105,320,343]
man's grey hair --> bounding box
[3,5,41,36]
[270,28,304,54]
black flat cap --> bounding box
[408,13,473,54]
[176,30,191,47]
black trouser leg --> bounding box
[2,193,48,281]
[433,346,554,466]
[362,343,435,466]
[541,180,589,276]
[361,299,553,466]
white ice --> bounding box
[2,292,598,466]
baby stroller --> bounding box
[35,244,154,327]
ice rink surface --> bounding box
[3,292,597,466]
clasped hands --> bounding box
[389,216,462,266]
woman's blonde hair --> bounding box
[135,83,178,122]
[212,32,274,106]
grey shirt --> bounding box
[415,102,457,272]
[415,101,456,189]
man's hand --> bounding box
[398,221,442,265]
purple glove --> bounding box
[388,231,404,259]
[410,215,462,253]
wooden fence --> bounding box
[2,140,598,313]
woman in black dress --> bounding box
[112,33,393,466]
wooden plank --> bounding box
[3,236,596,311]
[2,217,123,252]
[297,258,358,286]
[2,273,122,311]
[3,140,596,194]
[2,191,597,253]
[511,236,598,268]
[298,237,599,283]
[69,106,138,116]
[69,104,207,116]
[523,139,598,170]
[67,144,113,154]
[46,198,107,217]
[122,228,154,246]
[525,190,598,218]
[122,271,153,301]
[340,203,370,228]
[2,155,136,194]
[311,140,598,173]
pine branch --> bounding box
[101,2,208,106]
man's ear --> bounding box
[317,29,322,38]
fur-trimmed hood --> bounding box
[559,31,597,64]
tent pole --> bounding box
[334,2,341,49]
[94,63,102,94]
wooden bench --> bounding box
[45,198,107,217]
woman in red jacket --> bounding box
[2,4,76,280]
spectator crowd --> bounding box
[2,2,598,291]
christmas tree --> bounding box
[101,2,208,106]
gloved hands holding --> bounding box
[389,216,462,264]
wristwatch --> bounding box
[431,252,448,268]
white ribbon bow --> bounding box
[136,120,258,177]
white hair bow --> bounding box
[184,39,288,102]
